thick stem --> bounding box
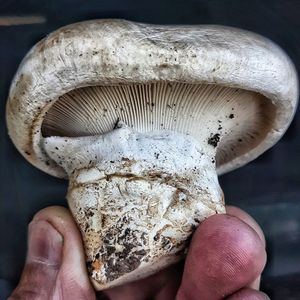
[43,125,225,289]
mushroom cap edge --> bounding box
[6,19,299,178]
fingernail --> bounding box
[27,220,63,267]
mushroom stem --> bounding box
[43,124,225,289]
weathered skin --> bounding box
[44,125,224,288]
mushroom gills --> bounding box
[41,81,275,288]
[42,82,276,167]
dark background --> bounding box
[0,0,299,299]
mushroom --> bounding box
[6,19,298,290]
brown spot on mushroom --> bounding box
[153,233,160,241]
[92,259,103,272]
[85,209,94,217]
[160,63,169,68]
[207,133,220,148]
[101,214,108,228]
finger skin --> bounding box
[226,206,266,247]
[177,214,267,300]
[226,288,270,300]
[9,220,63,300]
[226,206,266,290]
[9,206,95,300]
[103,263,182,300]
[155,277,181,300]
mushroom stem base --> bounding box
[44,127,225,289]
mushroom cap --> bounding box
[6,19,298,178]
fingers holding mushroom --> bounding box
[102,206,267,300]
[9,206,96,300]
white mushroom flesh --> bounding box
[41,82,275,288]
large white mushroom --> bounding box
[6,19,298,290]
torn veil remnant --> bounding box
[6,20,298,290]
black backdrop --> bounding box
[0,0,299,299]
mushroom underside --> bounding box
[39,81,277,288]
[42,81,276,168]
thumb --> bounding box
[9,206,95,300]
[9,219,63,299]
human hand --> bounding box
[9,206,269,300]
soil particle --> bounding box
[207,133,220,148]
